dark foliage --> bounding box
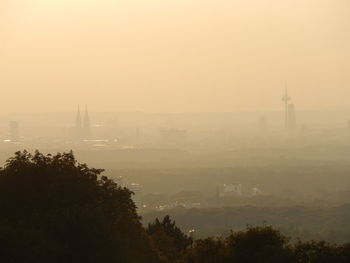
[0,150,161,263]
[184,237,226,263]
[142,205,350,243]
[184,226,350,263]
[0,151,349,263]
[224,226,294,263]
[294,240,350,263]
[185,226,293,263]
[147,215,193,262]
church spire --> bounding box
[76,105,82,129]
[83,105,91,138]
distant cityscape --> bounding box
[2,90,350,150]
[1,91,350,213]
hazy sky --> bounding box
[1,0,349,113]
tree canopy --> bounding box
[0,150,161,263]
[0,150,349,263]
[147,215,193,262]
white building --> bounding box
[223,184,242,196]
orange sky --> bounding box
[0,0,349,113]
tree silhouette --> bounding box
[294,240,350,263]
[224,226,294,263]
[0,150,161,263]
[184,237,225,263]
[184,226,294,263]
[0,151,349,263]
[147,215,192,262]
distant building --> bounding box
[76,105,82,130]
[223,184,242,196]
[83,105,91,139]
[251,187,263,196]
[71,105,91,139]
[282,87,297,131]
[9,121,19,141]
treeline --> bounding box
[151,219,350,263]
[143,205,350,243]
[0,151,349,263]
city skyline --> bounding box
[0,1,350,261]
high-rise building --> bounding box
[76,105,82,130]
[9,121,19,141]
[83,105,91,139]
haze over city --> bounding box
[1,0,350,113]
[1,1,350,263]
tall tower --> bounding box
[288,104,296,130]
[83,105,91,138]
[76,105,82,130]
[282,85,291,130]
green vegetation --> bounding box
[185,227,350,263]
[0,151,349,263]
[0,151,160,263]
[147,215,193,262]
[142,205,350,243]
